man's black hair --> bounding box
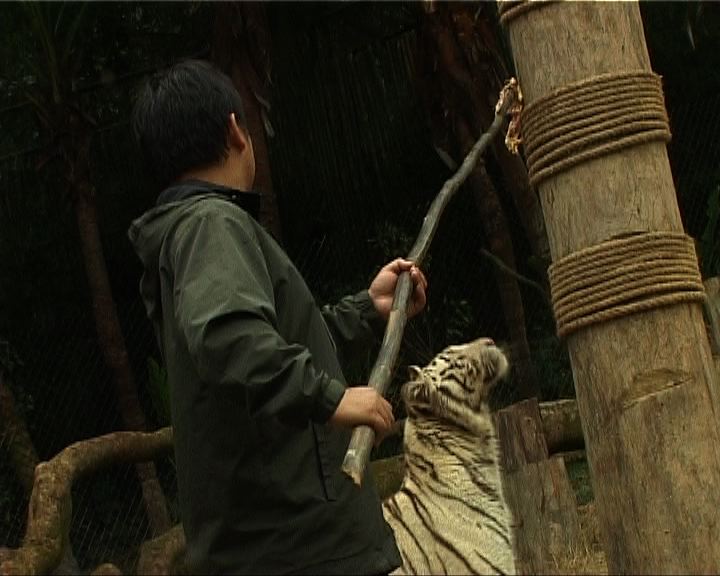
[132,59,248,190]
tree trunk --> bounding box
[0,372,82,575]
[212,2,283,243]
[456,117,537,400]
[136,523,186,576]
[417,4,540,399]
[20,1,170,554]
[502,2,720,572]
[446,3,550,263]
[0,371,39,495]
[68,114,170,538]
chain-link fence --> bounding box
[668,92,720,263]
[1,26,719,576]
[0,296,180,572]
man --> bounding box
[128,59,428,575]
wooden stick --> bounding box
[341,79,522,486]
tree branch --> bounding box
[0,428,173,576]
[479,247,551,309]
[341,79,522,486]
[136,523,186,576]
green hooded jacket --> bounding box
[128,181,401,575]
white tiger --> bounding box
[382,337,516,575]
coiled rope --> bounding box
[549,232,706,338]
[521,71,671,187]
[497,6,700,338]
[498,0,557,26]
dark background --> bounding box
[1,2,718,571]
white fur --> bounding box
[382,338,516,575]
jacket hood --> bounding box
[127,180,260,325]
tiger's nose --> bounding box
[477,337,495,347]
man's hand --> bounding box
[328,387,394,446]
[368,258,428,320]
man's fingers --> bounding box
[383,259,428,294]
[385,258,414,274]
[411,272,427,299]
[408,266,428,316]
[329,387,396,446]
[371,394,393,431]
[411,266,428,291]
[372,405,394,447]
[410,266,428,291]
[375,396,393,426]
[382,403,394,429]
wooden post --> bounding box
[538,398,584,454]
[501,2,720,573]
[494,399,583,575]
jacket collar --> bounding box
[156,179,261,220]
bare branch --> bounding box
[341,79,522,486]
[0,428,173,576]
[136,523,186,576]
[479,248,551,309]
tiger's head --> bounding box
[401,337,509,426]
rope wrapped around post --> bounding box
[520,70,671,188]
[341,79,523,486]
[498,0,557,26]
[549,231,706,338]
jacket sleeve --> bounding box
[170,208,345,426]
[321,291,385,369]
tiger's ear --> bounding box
[408,365,422,381]
[402,379,430,407]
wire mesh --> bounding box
[1,24,718,576]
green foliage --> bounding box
[565,456,594,507]
[147,356,171,426]
[701,182,720,278]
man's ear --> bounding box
[228,113,250,152]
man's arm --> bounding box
[170,205,397,439]
[320,291,383,368]
[171,208,344,425]
[321,259,428,368]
